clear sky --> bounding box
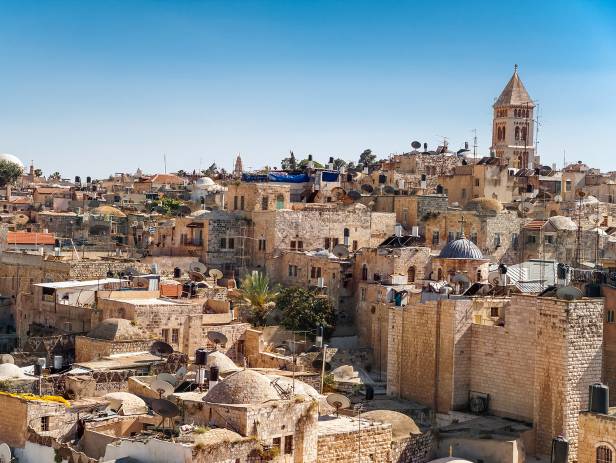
[1,0,615,178]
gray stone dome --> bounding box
[88,318,144,341]
[363,410,421,438]
[439,237,484,259]
[204,369,279,405]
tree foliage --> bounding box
[0,160,24,187]
[34,168,43,177]
[202,163,218,177]
[151,196,183,215]
[333,158,347,170]
[276,287,335,332]
[233,272,279,326]
[281,151,298,171]
[358,149,376,167]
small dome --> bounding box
[197,177,215,186]
[465,197,503,214]
[104,392,148,415]
[439,237,484,259]
[0,363,26,380]
[0,153,24,170]
[0,354,15,364]
[91,205,127,218]
[362,410,421,438]
[204,369,279,405]
[87,318,145,341]
[206,351,238,374]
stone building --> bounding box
[430,233,490,290]
[386,294,604,461]
[74,318,153,362]
[578,406,616,463]
[491,65,536,169]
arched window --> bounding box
[361,264,368,281]
[597,445,613,463]
[514,109,518,118]
[502,127,505,139]
[408,266,416,283]
[521,126,527,141]
[515,126,520,140]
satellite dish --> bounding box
[157,372,177,386]
[150,341,174,357]
[332,244,350,259]
[209,268,223,280]
[576,189,586,198]
[326,393,351,416]
[207,331,228,347]
[150,379,175,398]
[360,184,374,193]
[123,267,139,277]
[383,185,395,194]
[347,190,362,201]
[151,398,180,418]
[189,262,207,274]
[0,443,11,463]
[411,141,422,150]
[556,286,583,301]
[189,271,205,282]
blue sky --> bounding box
[0,0,615,177]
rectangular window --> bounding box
[233,196,238,210]
[461,188,467,198]
[512,233,519,250]
[494,233,501,247]
[284,435,293,454]
[240,196,245,210]
[474,178,480,187]
[470,232,478,244]
[324,238,331,250]
[352,240,358,251]
[41,416,49,432]
[297,241,303,251]
[361,287,366,301]
[332,237,339,247]
[258,239,266,251]
[608,310,615,323]
[565,180,572,192]
[228,238,235,249]
[448,231,455,242]
[261,196,269,210]
[490,307,499,318]
[402,208,408,225]
[290,240,296,250]
[161,329,169,342]
[272,437,281,451]
[171,328,179,343]
[311,267,322,279]
[432,231,440,245]
[545,235,554,244]
[288,265,293,277]
[220,238,227,249]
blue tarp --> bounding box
[268,173,310,183]
[242,173,269,182]
[321,171,339,182]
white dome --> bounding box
[197,177,215,186]
[0,363,26,380]
[0,153,24,170]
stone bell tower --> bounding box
[491,65,536,169]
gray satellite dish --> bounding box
[150,379,175,398]
[207,331,228,347]
[151,398,180,435]
[0,443,11,463]
[347,190,362,201]
[383,185,395,194]
[411,141,422,150]
[189,262,207,274]
[556,286,583,301]
[326,393,351,416]
[209,268,224,280]
[150,341,174,357]
[175,366,188,379]
[360,184,374,193]
[157,372,177,387]
[332,244,350,259]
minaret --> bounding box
[491,65,536,169]
[233,154,243,178]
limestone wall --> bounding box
[578,412,616,463]
[317,420,393,463]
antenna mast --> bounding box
[472,129,478,161]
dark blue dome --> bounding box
[439,238,484,259]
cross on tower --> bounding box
[458,215,467,239]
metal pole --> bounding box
[320,343,328,394]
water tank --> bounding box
[75,176,81,184]
[210,365,220,382]
[195,348,208,366]
[589,383,609,414]
[551,436,569,463]
[173,267,181,278]
[53,355,63,370]
[365,385,374,401]
[86,176,92,184]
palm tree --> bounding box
[233,272,279,326]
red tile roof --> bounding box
[6,231,55,245]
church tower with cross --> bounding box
[491,65,536,169]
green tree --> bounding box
[0,160,24,187]
[34,168,43,177]
[176,169,187,177]
[358,149,376,167]
[50,171,61,180]
[233,272,279,326]
[151,197,183,215]
[276,287,335,332]
[333,158,347,170]
[281,151,298,170]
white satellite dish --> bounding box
[209,268,223,280]
[156,372,177,387]
[326,393,351,416]
[150,379,175,398]
[332,244,350,259]
[189,262,207,274]
[0,443,11,463]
